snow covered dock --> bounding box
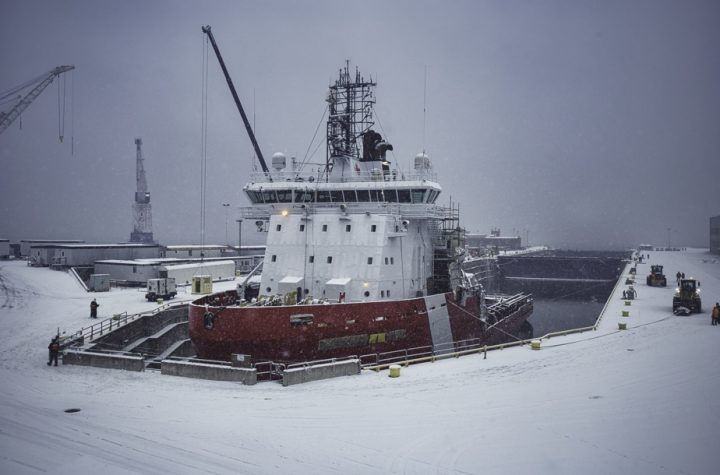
[0,249,718,474]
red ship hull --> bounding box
[188,291,532,363]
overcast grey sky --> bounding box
[1,0,718,249]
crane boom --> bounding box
[0,65,75,136]
[201,26,271,180]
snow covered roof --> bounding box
[160,260,235,270]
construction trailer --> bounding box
[161,245,235,259]
[29,243,160,267]
[20,239,84,257]
[93,259,165,285]
[160,260,236,286]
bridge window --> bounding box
[317,191,332,202]
[397,190,411,203]
[294,190,314,203]
[276,190,293,203]
[330,191,344,202]
[411,189,426,204]
[385,190,398,202]
[261,190,278,203]
[356,190,370,202]
[369,190,383,202]
[346,224,352,232]
[299,224,305,232]
[246,190,263,204]
[368,257,373,264]
[343,190,357,202]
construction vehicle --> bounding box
[0,65,75,137]
[145,278,177,302]
[646,264,667,287]
[673,278,702,314]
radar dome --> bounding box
[272,152,287,170]
[414,152,431,170]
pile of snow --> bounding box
[1,249,719,474]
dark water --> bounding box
[527,298,606,337]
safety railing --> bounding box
[67,301,189,344]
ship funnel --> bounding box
[272,152,287,171]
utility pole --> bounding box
[667,227,671,248]
[222,203,230,245]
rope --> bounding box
[297,105,328,174]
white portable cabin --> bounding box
[161,245,235,259]
[20,239,84,257]
[31,243,161,267]
[0,239,10,259]
[94,260,163,284]
[160,260,236,286]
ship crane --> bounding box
[0,65,75,137]
[201,26,272,181]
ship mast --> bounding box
[325,61,377,179]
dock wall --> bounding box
[282,359,361,386]
[63,350,145,372]
[161,360,257,385]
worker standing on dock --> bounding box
[47,336,59,366]
[712,303,720,326]
[90,299,99,319]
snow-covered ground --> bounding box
[1,249,718,474]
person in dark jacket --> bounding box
[47,336,60,366]
[90,299,99,319]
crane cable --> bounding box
[57,71,66,142]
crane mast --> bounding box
[201,25,271,180]
[0,65,75,136]
[130,138,154,244]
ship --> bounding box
[189,61,533,363]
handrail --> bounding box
[67,301,189,345]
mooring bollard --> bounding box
[531,339,541,350]
[618,322,627,330]
[624,300,631,306]
[156,298,164,305]
[621,310,630,317]
[389,364,401,378]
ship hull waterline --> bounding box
[189,290,533,363]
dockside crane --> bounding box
[201,26,272,181]
[0,65,75,137]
